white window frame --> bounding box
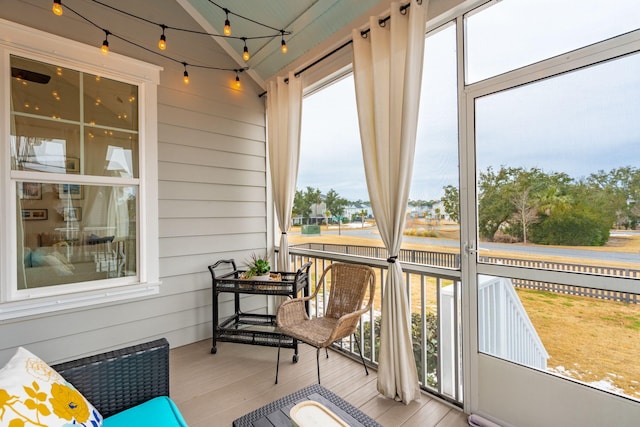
[0,19,161,320]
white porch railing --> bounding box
[476,275,549,370]
[284,246,464,407]
[282,247,551,407]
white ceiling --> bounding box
[178,0,393,88]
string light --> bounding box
[158,25,167,51]
[223,9,231,36]
[242,38,250,61]
[101,30,110,55]
[52,0,63,16]
[234,70,241,89]
[182,63,189,84]
[280,31,288,54]
[57,0,287,85]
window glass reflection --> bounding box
[11,116,80,173]
[17,182,137,290]
[83,73,138,131]
[85,129,138,178]
[11,55,80,120]
[11,55,139,178]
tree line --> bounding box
[293,187,349,224]
[442,166,640,246]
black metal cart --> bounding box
[208,259,312,362]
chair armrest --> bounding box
[51,338,170,418]
[326,306,371,343]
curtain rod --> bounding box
[258,1,414,98]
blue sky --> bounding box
[298,0,640,202]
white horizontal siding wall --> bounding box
[157,79,269,349]
[0,0,269,365]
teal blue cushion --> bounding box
[103,396,188,427]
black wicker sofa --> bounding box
[51,337,187,426]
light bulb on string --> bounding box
[52,0,63,16]
[182,63,189,84]
[158,25,167,51]
[44,1,291,88]
[223,9,231,36]
[101,30,110,55]
[242,38,250,61]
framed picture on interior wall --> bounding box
[58,183,83,200]
[22,209,48,220]
[65,157,80,173]
[63,207,82,222]
[19,182,42,200]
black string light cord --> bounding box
[88,0,291,41]
[206,0,289,36]
[55,0,293,85]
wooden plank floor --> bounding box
[170,340,468,427]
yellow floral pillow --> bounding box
[0,347,103,427]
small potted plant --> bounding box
[244,252,271,280]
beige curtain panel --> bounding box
[352,0,428,404]
[267,72,303,274]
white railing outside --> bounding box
[440,283,461,397]
[477,275,549,370]
[285,246,464,407]
[283,248,551,407]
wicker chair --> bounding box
[275,262,375,384]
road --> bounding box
[292,226,640,264]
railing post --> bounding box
[440,284,457,397]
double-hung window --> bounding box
[1,19,160,319]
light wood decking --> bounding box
[170,340,468,427]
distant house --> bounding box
[292,200,327,225]
[308,200,328,224]
[344,203,373,222]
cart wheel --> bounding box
[292,354,299,363]
[211,347,217,354]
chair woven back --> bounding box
[324,263,374,320]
